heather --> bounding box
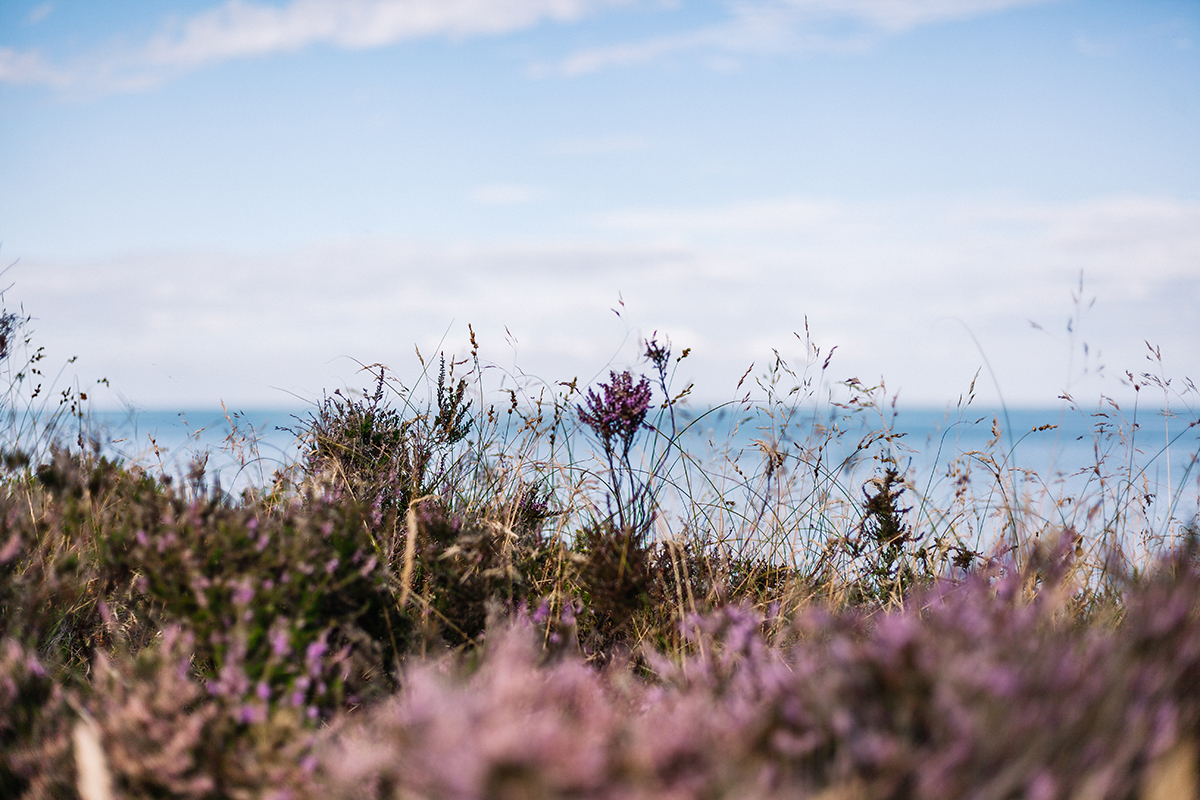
[1,306,1199,799]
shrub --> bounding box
[296,359,472,522]
[316,540,1200,800]
[0,639,72,800]
[401,500,560,648]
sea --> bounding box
[75,402,1200,555]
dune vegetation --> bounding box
[1,302,1198,800]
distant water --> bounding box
[85,407,307,491]
[677,403,1198,511]
[665,404,1200,558]
[81,404,1200,533]
[672,404,1198,481]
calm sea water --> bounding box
[81,404,1200,538]
[676,405,1198,482]
[84,407,307,489]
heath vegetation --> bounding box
[0,296,1198,800]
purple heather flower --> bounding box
[578,369,652,455]
[532,597,551,626]
[0,534,19,564]
[270,628,290,658]
[1026,771,1057,800]
[306,638,328,671]
[24,653,46,678]
[238,703,266,725]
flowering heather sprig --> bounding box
[577,370,655,538]
[577,370,652,460]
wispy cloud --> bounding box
[143,0,635,68]
[0,45,71,87]
[27,3,54,25]
[470,184,548,205]
[555,0,1056,74]
[600,197,839,233]
[18,194,1198,408]
[1,0,1061,91]
[0,0,636,91]
[552,135,648,154]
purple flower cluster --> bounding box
[577,369,656,534]
[578,369,653,458]
[316,548,1200,800]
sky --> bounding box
[0,0,1197,414]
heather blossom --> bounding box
[577,369,652,462]
[578,369,654,534]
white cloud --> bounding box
[14,194,1198,410]
[0,0,637,90]
[755,0,1056,33]
[943,196,1200,283]
[555,0,1056,74]
[557,28,719,75]
[599,198,840,233]
[552,135,648,154]
[144,0,635,68]
[27,3,54,24]
[469,184,548,205]
[0,46,71,87]
[1,0,1062,90]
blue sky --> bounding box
[1,0,1197,412]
